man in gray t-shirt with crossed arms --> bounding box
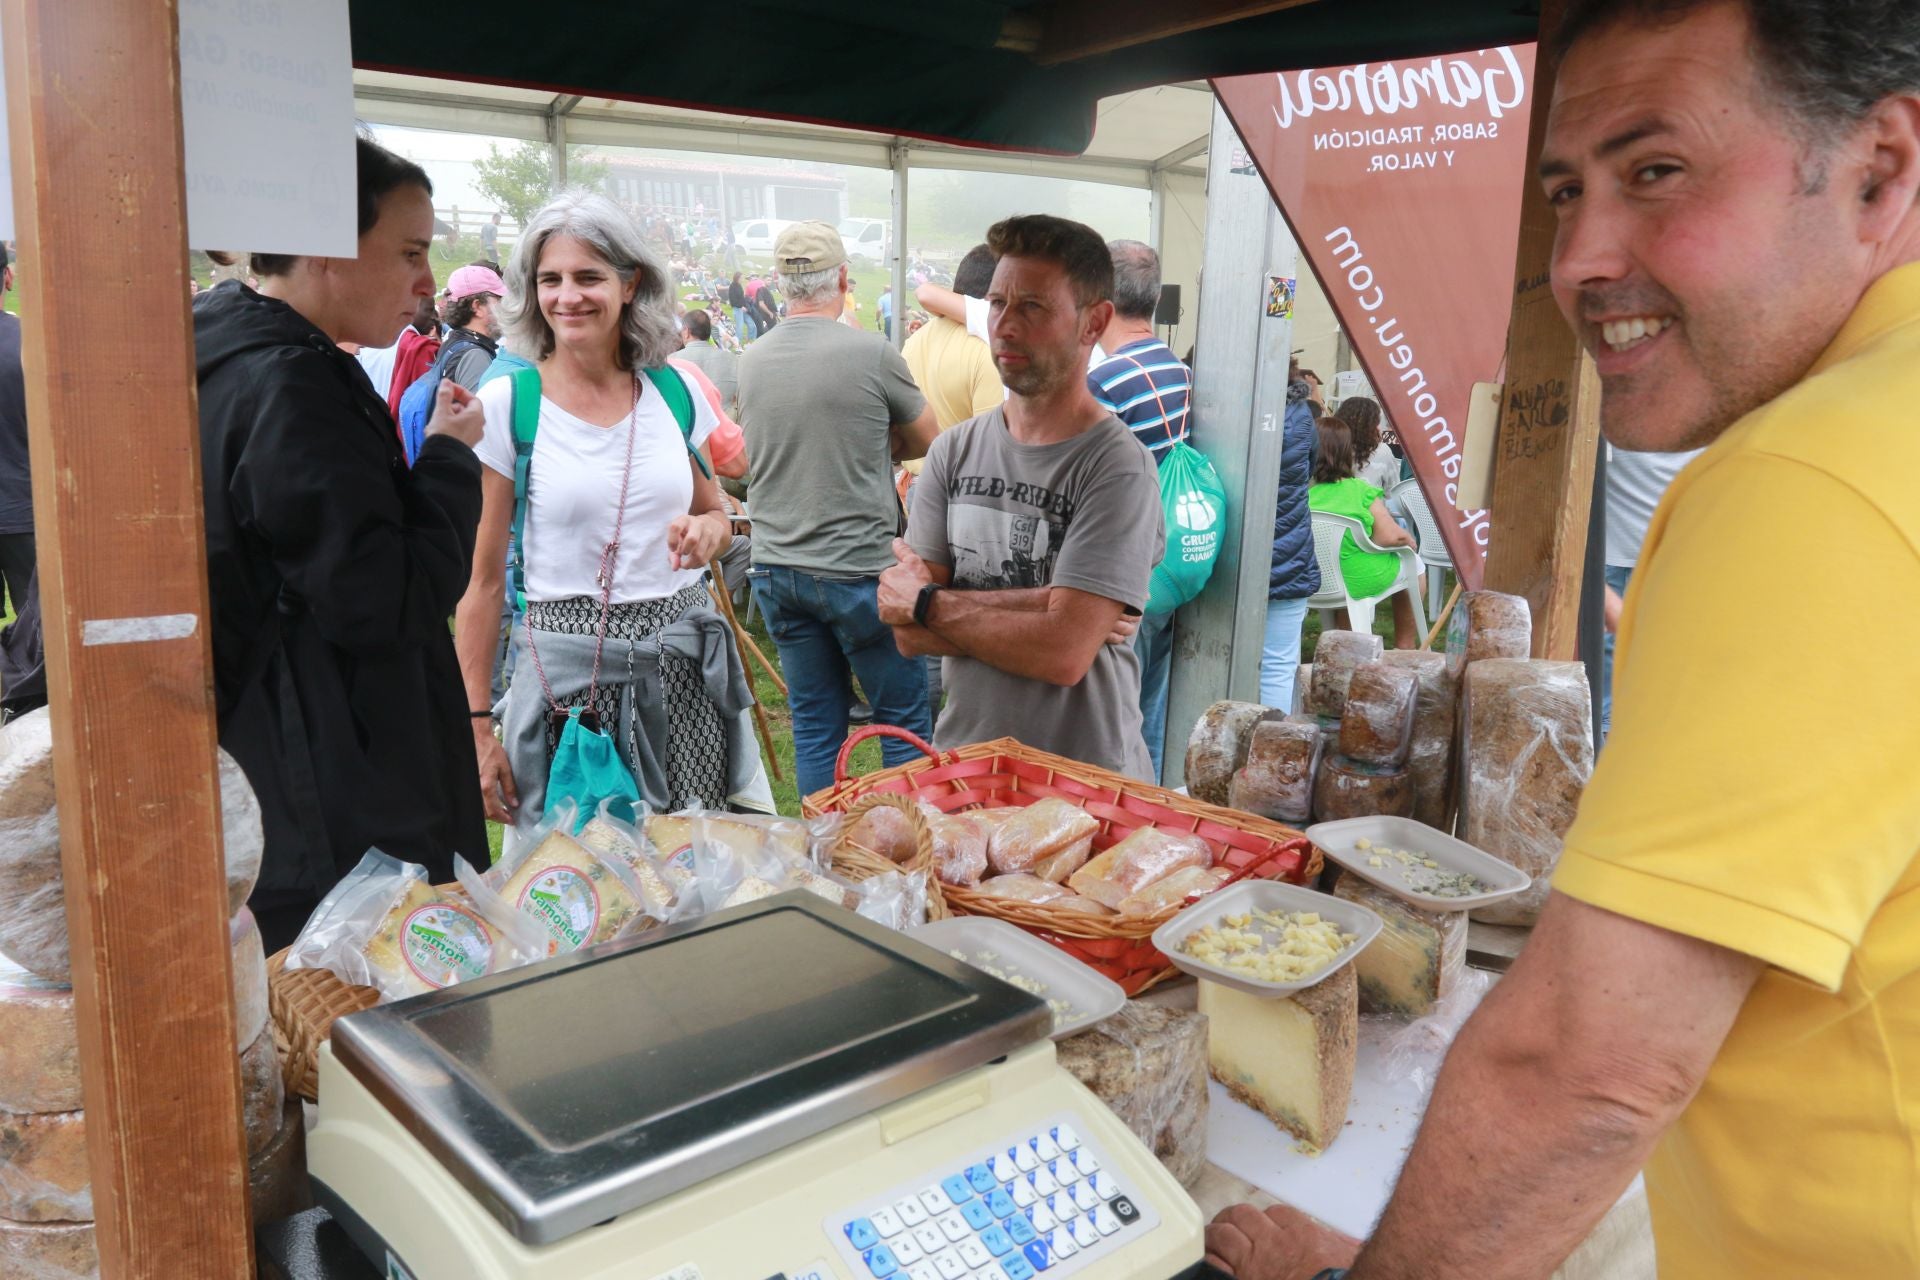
[881,214,1163,780]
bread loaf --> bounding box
[1227,717,1321,826]
[0,1109,90,1222]
[1333,875,1467,1018]
[926,811,989,887]
[1306,631,1384,718]
[986,798,1098,875]
[0,955,80,1114]
[1056,1003,1209,1185]
[1312,755,1414,822]
[1184,701,1276,806]
[1379,650,1458,829]
[249,1101,312,1228]
[238,1027,285,1161]
[0,1217,94,1278]
[1445,591,1532,677]
[1336,664,1419,767]
[1031,836,1094,885]
[1067,828,1212,909]
[845,805,919,864]
[1460,659,1593,926]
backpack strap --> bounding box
[641,365,713,480]
[504,364,543,612]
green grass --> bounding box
[1299,570,1456,663]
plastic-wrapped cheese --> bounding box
[1445,590,1532,677]
[1333,875,1466,1018]
[248,1101,312,1228]
[1312,754,1414,822]
[1460,659,1593,926]
[1227,717,1321,826]
[238,1027,285,1160]
[1289,664,1313,717]
[1184,701,1276,806]
[1201,963,1357,1153]
[0,1218,95,1279]
[1380,650,1458,829]
[1306,631,1383,718]
[986,798,1098,875]
[230,908,269,1054]
[1056,1003,1209,1185]
[1031,836,1094,885]
[0,954,81,1114]
[0,1109,90,1222]
[1335,663,1419,767]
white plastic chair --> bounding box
[1307,511,1428,638]
[1388,476,1454,614]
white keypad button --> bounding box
[1048,1192,1078,1220]
[1071,1216,1099,1248]
[913,1224,946,1255]
[1070,1149,1099,1176]
[1072,1181,1100,1213]
[1051,1124,1081,1152]
[1010,1180,1037,1209]
[1050,1158,1079,1186]
[892,1234,925,1265]
[896,1197,929,1227]
[937,1210,970,1243]
[920,1185,955,1215]
[1093,1204,1121,1236]
[991,1154,1021,1183]
[957,1238,992,1268]
[872,1208,905,1238]
[1012,1144,1039,1173]
[908,1266,939,1280]
[1048,1226,1079,1259]
[1091,1171,1120,1201]
[978,1266,1011,1280]
[931,1250,967,1280]
[1030,1168,1059,1197]
[1029,1204,1057,1232]
[1031,1133,1061,1161]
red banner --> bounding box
[1212,46,1536,585]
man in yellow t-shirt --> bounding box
[1206,2,1920,1277]
[900,243,1003,479]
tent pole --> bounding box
[548,105,568,190]
[1,0,252,1271]
[890,139,909,349]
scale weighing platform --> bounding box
[281,893,1204,1280]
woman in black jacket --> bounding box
[195,137,489,949]
[728,271,756,342]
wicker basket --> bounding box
[266,948,379,1102]
[804,729,1320,993]
[829,790,951,921]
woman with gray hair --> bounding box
[453,189,760,828]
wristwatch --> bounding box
[1309,1270,1350,1279]
[912,582,944,627]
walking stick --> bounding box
[709,558,784,782]
[1421,580,1464,651]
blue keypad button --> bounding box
[961,1199,994,1231]
[987,1189,1017,1220]
[980,1225,1014,1257]
[846,1218,880,1250]
[864,1243,899,1278]
[967,1163,997,1195]
[1003,1256,1037,1280]
[1023,1240,1054,1272]
[941,1174,975,1204]
[1007,1214,1038,1245]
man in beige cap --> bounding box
[736,220,940,794]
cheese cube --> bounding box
[1333,876,1467,1018]
[1199,965,1357,1153]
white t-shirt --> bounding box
[473,368,718,604]
[353,326,408,402]
[1360,443,1400,493]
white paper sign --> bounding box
[177,0,356,255]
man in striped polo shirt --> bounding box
[1088,240,1188,781]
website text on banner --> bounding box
[1212,45,1537,586]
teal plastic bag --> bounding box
[1146,441,1227,614]
[546,709,642,833]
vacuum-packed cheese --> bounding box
[1228,717,1320,826]
[1312,755,1414,822]
[1067,828,1212,910]
[239,1027,285,1160]
[0,955,80,1114]
[499,831,648,955]
[1460,659,1593,926]
[1200,964,1357,1153]
[1336,664,1419,767]
[0,1109,90,1222]
[1115,864,1230,917]
[1307,632,1384,718]
[1056,1003,1209,1185]
[249,1101,311,1228]
[1333,876,1466,1018]
[1445,590,1532,677]
[0,1218,95,1279]
[1380,650,1458,829]
[986,798,1098,875]
[1184,701,1275,806]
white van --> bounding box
[732,218,797,256]
[838,217,890,264]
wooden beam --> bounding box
[1028,0,1319,66]
[2,0,253,1273]
[1481,0,1601,659]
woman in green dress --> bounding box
[1308,415,1422,648]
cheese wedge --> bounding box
[1333,875,1466,1018]
[1199,965,1357,1153]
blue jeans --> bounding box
[1260,596,1311,711]
[1599,564,1631,747]
[1132,610,1176,783]
[749,565,932,797]
[734,306,757,342]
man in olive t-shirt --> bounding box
[882,215,1162,780]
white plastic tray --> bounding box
[909,916,1126,1041]
[1150,879,1380,998]
[1305,816,1531,911]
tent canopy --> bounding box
[349,0,1541,155]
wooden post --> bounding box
[2,0,253,1274]
[1480,0,1602,660]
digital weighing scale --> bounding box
[299,892,1205,1280]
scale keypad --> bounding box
[826,1115,1157,1280]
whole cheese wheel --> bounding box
[1228,717,1321,826]
[1460,659,1593,926]
[248,1101,311,1228]
[0,1109,91,1222]
[1056,1003,1209,1186]
[1306,632,1384,718]
[1445,590,1532,677]
[1336,664,1419,767]
[239,1027,285,1160]
[1380,650,1458,829]
[230,908,269,1053]
[0,1217,95,1278]
[0,955,80,1114]
[1184,701,1276,806]
[1289,664,1313,717]
[1312,754,1414,822]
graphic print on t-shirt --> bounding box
[945,472,1077,590]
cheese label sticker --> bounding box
[666,845,695,873]
[400,904,493,987]
[517,865,601,953]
